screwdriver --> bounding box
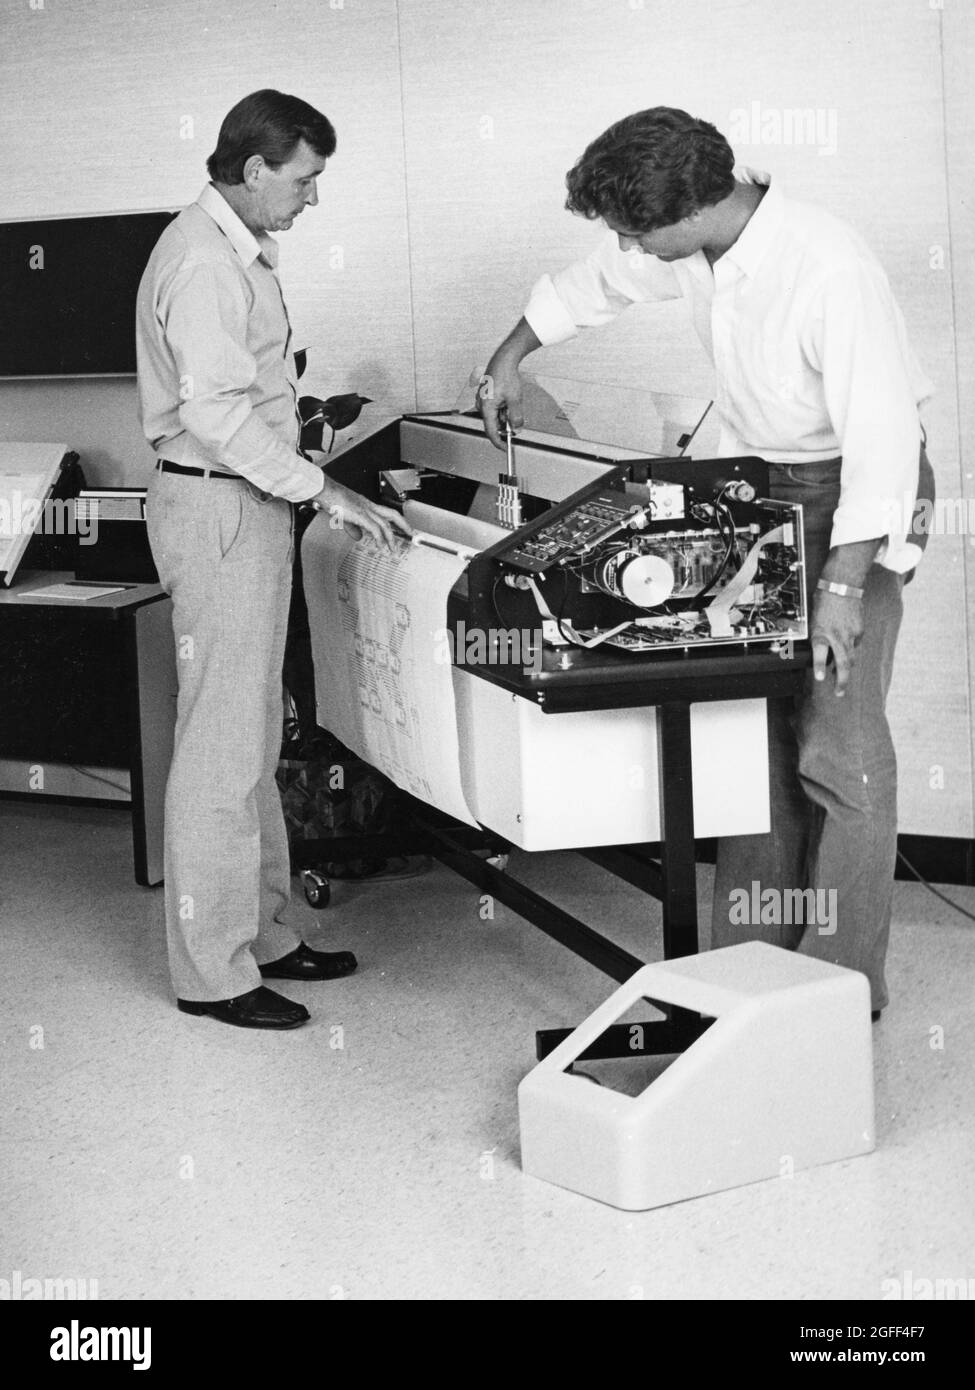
[498,413,523,529]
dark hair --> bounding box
[565,107,735,232]
[206,89,336,184]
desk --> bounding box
[0,570,176,885]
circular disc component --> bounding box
[618,553,675,607]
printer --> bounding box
[304,394,808,853]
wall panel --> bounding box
[0,0,416,479]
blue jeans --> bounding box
[711,458,909,1011]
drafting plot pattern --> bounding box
[303,521,478,827]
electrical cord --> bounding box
[692,504,737,608]
[556,580,575,645]
[556,569,629,648]
[742,570,795,625]
[490,575,520,630]
[897,849,975,925]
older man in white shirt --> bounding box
[137,90,410,1029]
[478,106,933,1017]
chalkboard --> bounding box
[0,210,176,377]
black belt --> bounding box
[157,459,238,480]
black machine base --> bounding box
[290,698,716,1064]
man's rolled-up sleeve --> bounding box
[159,260,324,503]
[813,264,924,572]
[524,231,682,346]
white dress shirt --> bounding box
[136,183,324,503]
[525,170,934,572]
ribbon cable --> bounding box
[705,523,789,637]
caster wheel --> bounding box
[302,871,331,909]
[486,853,509,872]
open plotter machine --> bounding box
[401,414,807,655]
[301,402,811,1057]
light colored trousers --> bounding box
[146,468,302,1000]
[712,458,907,1013]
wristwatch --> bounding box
[816,579,865,599]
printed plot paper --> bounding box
[303,520,478,827]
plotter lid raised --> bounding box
[454,367,716,459]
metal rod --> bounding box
[580,845,665,900]
[410,533,475,560]
[418,818,645,984]
[656,701,700,960]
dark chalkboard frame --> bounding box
[0,208,177,378]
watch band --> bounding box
[816,578,865,599]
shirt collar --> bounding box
[196,183,279,268]
[719,168,783,279]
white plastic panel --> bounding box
[454,668,769,850]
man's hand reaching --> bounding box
[476,317,541,449]
[478,353,525,450]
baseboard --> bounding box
[692,835,975,886]
[895,834,975,887]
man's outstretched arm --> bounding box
[477,231,679,449]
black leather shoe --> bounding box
[177,985,310,1029]
[259,941,358,981]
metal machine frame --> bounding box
[297,414,811,1059]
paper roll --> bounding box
[302,518,479,827]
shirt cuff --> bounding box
[830,500,920,574]
[286,464,327,505]
[524,273,581,347]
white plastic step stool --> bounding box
[518,942,875,1210]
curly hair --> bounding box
[565,107,735,232]
[207,89,336,185]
